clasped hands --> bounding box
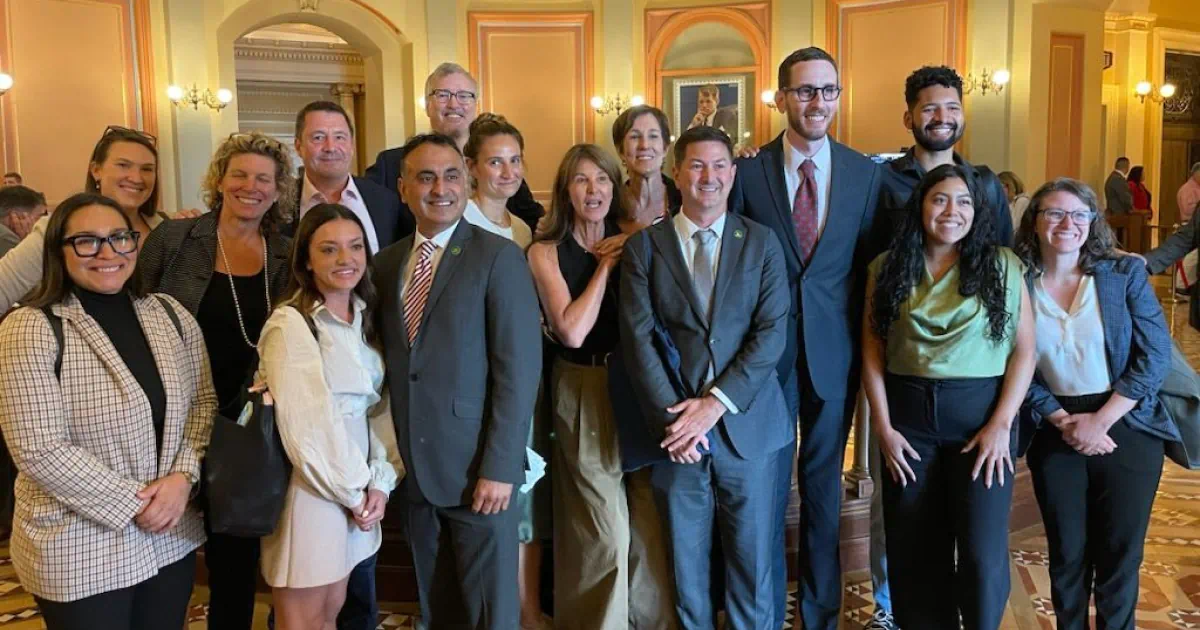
[660,395,727,464]
[135,472,192,533]
[350,488,389,532]
[1048,411,1117,456]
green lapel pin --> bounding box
[733,228,745,239]
[450,245,462,256]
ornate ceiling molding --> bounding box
[1105,12,1157,32]
[235,45,364,66]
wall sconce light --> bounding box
[167,84,233,111]
[1134,80,1176,104]
[0,73,13,96]
[963,68,1010,96]
[762,89,777,111]
[590,93,643,116]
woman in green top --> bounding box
[861,164,1036,630]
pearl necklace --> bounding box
[216,229,270,349]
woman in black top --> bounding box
[528,144,674,629]
[0,193,215,630]
[138,131,295,630]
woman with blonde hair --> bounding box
[139,131,297,630]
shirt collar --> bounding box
[894,147,968,178]
[413,219,461,252]
[1114,170,1128,179]
[785,134,832,176]
[673,209,727,243]
[302,172,358,204]
[311,294,367,327]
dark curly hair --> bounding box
[871,163,1010,343]
[1012,177,1116,275]
[904,66,964,108]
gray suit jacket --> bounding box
[618,213,792,458]
[374,221,542,507]
[1105,171,1134,214]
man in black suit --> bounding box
[1105,156,1134,214]
[731,47,884,630]
[374,133,542,629]
[290,100,413,250]
[622,125,791,629]
[879,66,1013,244]
[365,63,543,233]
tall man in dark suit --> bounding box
[374,133,542,629]
[290,100,414,250]
[731,47,884,630]
[622,125,791,629]
[365,63,544,233]
[1106,156,1134,214]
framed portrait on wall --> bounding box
[667,75,747,143]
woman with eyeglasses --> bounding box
[862,164,1035,630]
[138,131,297,630]
[1014,178,1177,630]
[0,192,216,630]
[0,126,167,314]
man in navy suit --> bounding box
[365,63,543,233]
[731,47,884,630]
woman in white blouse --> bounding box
[257,203,403,629]
[462,113,535,249]
[1014,178,1176,630]
[0,126,170,313]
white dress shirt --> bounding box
[463,199,533,250]
[672,211,738,414]
[301,174,381,254]
[1032,275,1111,396]
[400,220,460,301]
[783,135,833,239]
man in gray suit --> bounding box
[373,133,542,630]
[620,125,791,629]
[0,185,45,258]
[1105,156,1134,214]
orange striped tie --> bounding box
[404,240,439,345]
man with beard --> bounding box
[365,63,543,233]
[879,66,1013,244]
[730,46,884,630]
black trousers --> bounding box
[36,552,196,630]
[204,530,261,630]
[1027,394,1164,630]
[405,499,519,630]
[881,374,1013,630]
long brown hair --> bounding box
[22,193,146,309]
[534,144,623,244]
[278,203,380,350]
[1013,177,1116,276]
[200,132,298,235]
[86,126,160,218]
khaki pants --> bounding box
[551,358,677,630]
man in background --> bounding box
[1177,161,1200,224]
[0,185,46,257]
[2,172,22,187]
[1106,156,1134,214]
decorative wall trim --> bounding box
[1046,32,1085,180]
[235,46,364,66]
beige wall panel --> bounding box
[1045,33,1084,180]
[830,0,965,155]
[471,14,593,203]
[3,0,138,204]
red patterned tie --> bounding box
[404,240,438,345]
[793,159,818,264]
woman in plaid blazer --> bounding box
[0,193,216,630]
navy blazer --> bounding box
[730,133,884,402]
[286,171,414,248]
[1025,256,1179,442]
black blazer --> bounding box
[365,146,544,233]
[286,171,414,248]
[374,222,542,507]
[731,133,883,402]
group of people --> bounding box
[0,44,1184,630]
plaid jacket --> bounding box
[0,293,216,602]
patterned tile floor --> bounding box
[0,280,1196,629]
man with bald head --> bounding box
[365,62,543,232]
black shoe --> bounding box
[864,609,898,630]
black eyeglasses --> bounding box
[102,125,157,145]
[63,230,141,257]
[1038,209,1096,226]
[780,85,843,102]
[428,89,477,105]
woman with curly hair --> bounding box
[861,163,1035,630]
[138,131,297,630]
[1015,178,1176,630]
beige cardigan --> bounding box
[0,292,215,602]
[0,212,167,315]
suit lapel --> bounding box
[711,213,744,318]
[650,222,709,327]
[808,140,862,270]
[416,221,472,342]
[761,134,802,266]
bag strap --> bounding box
[41,306,64,379]
[153,295,184,340]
